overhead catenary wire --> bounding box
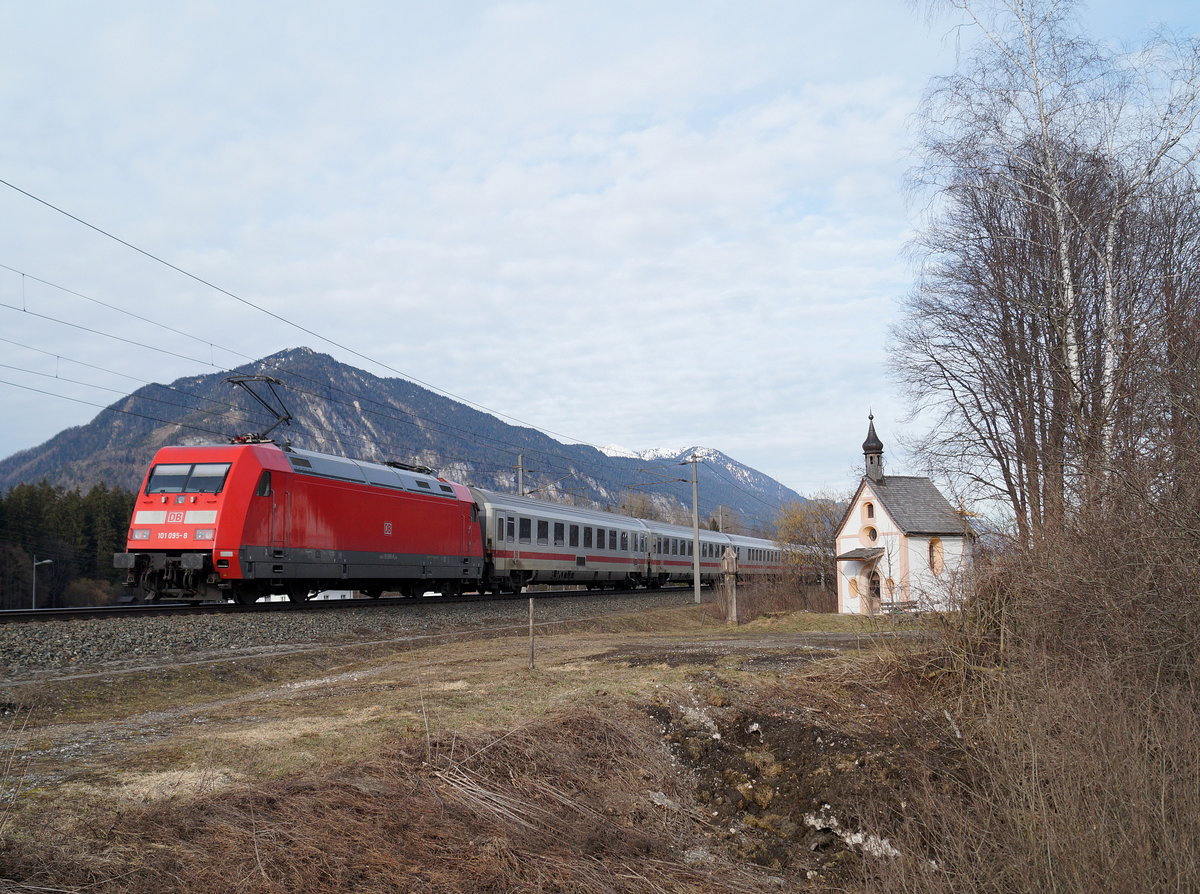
[0,363,704,511]
[0,249,783,518]
[0,302,558,471]
[1,341,776,522]
[703,457,788,515]
[0,376,232,442]
[0,277,673,485]
[0,370,502,479]
[1,371,765,524]
[0,380,765,525]
[1,252,744,497]
[0,362,263,426]
[0,177,612,450]
[0,370,680,508]
[0,373,750,523]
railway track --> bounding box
[1,586,712,683]
[0,585,703,624]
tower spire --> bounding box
[862,413,884,481]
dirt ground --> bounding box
[0,605,931,892]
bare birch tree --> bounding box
[897,0,1200,538]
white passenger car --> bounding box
[471,489,783,592]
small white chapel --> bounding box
[834,416,974,614]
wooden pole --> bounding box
[528,596,535,669]
[728,573,738,626]
[721,547,739,626]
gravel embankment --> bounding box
[0,591,701,681]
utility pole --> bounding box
[32,556,52,610]
[517,455,524,496]
[680,455,701,605]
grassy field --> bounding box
[0,591,932,893]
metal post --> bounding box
[689,456,701,605]
[32,556,52,610]
[517,455,524,496]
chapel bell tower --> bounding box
[863,414,884,482]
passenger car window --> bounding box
[519,518,531,543]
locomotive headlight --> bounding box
[194,528,215,541]
[131,529,151,540]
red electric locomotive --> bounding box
[115,442,484,603]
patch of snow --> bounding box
[804,808,901,858]
[648,791,681,811]
[636,446,689,461]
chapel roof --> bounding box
[841,474,973,537]
[836,547,885,561]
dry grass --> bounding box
[1,704,777,893]
[5,603,724,729]
[706,576,837,624]
[0,599,940,894]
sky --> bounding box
[1,1,1196,497]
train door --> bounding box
[270,489,291,549]
[465,502,482,559]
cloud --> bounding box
[8,1,1165,494]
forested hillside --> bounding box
[0,482,134,608]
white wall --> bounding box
[835,484,903,614]
[904,534,970,611]
[835,481,971,614]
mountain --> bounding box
[0,348,802,530]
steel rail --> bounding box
[0,585,700,624]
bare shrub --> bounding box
[862,655,1200,894]
[706,574,837,624]
[859,469,1200,892]
[63,577,122,606]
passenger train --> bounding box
[114,442,785,603]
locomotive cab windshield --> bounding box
[145,462,231,494]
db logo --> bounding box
[167,512,185,524]
[383,522,393,536]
